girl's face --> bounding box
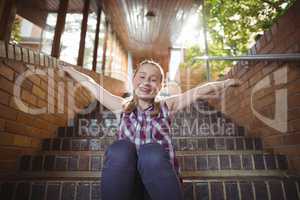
[133,63,163,100]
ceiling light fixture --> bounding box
[145,10,156,20]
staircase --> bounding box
[1,100,299,200]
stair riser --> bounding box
[184,179,300,200]
[56,125,246,138]
[42,137,263,152]
[19,154,288,172]
[1,179,299,200]
[0,181,101,200]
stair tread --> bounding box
[1,170,292,179]
[25,150,274,156]
[55,135,254,139]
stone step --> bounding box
[183,178,300,200]
[42,136,263,152]
[12,170,290,180]
[1,178,299,200]
[0,180,101,200]
[18,152,288,173]
[171,124,246,137]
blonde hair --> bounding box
[123,60,164,117]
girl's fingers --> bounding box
[60,66,75,75]
[224,79,241,87]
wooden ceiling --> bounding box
[16,0,98,15]
[16,0,98,28]
[102,0,202,71]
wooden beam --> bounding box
[77,0,90,67]
[101,19,109,72]
[51,0,69,58]
[92,8,102,72]
[0,0,17,42]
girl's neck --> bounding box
[137,98,154,110]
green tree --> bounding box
[182,0,296,80]
[10,17,21,43]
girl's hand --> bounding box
[204,78,241,93]
[58,65,74,72]
[223,78,242,87]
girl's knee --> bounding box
[105,139,137,166]
[138,143,169,170]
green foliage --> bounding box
[182,0,296,80]
[11,17,22,43]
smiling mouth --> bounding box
[139,87,151,93]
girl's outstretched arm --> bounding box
[163,79,241,113]
[59,66,125,114]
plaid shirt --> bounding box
[117,101,180,175]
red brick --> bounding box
[287,65,300,83]
[21,89,37,105]
[288,107,300,121]
[33,118,50,130]
[287,78,300,95]
[0,104,18,121]
[0,119,5,132]
[0,65,14,81]
[0,76,14,95]
[0,161,17,171]
[0,147,21,160]
[19,78,33,91]
[282,133,300,146]
[288,118,300,133]
[0,90,11,105]
[37,99,47,109]
[262,62,279,76]
[274,145,300,157]
[16,112,35,127]
[9,61,26,75]
[252,93,275,111]
[32,85,46,99]
[28,74,41,86]
[288,157,300,172]
[7,133,35,148]
[288,93,300,108]
[5,120,29,136]
[264,135,283,147]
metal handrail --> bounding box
[193,53,300,61]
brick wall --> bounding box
[0,41,127,172]
[208,1,300,173]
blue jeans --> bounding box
[101,139,184,200]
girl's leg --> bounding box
[132,170,151,200]
[137,143,184,200]
[101,139,138,200]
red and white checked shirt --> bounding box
[116,101,180,175]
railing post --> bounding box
[0,0,17,42]
[101,19,109,72]
[77,0,90,67]
[92,7,102,72]
[51,0,69,58]
[201,2,211,81]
